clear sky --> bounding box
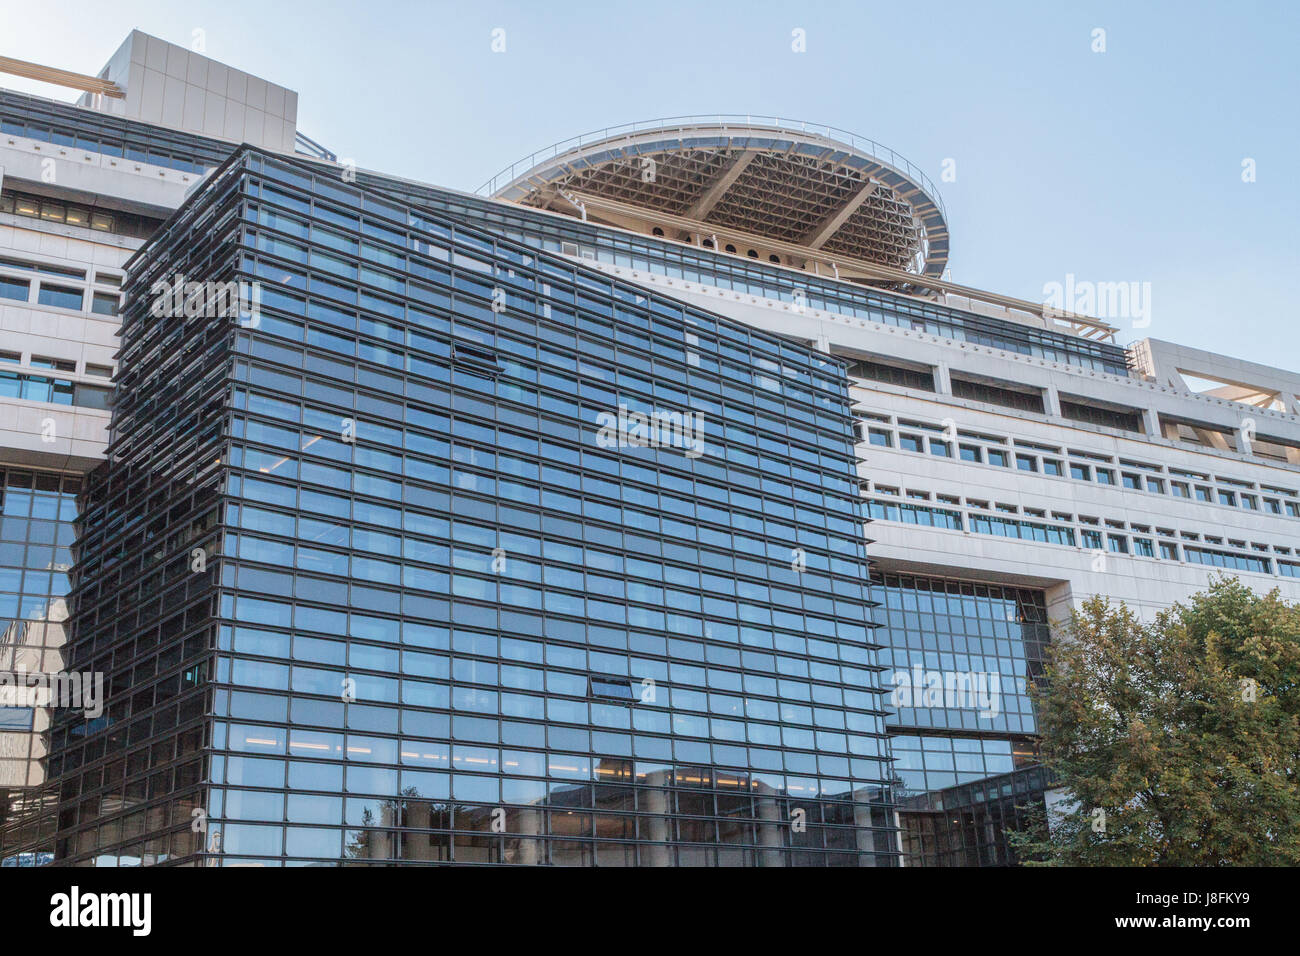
[2,0,1296,370]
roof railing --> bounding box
[476,115,945,219]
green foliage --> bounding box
[1014,577,1300,865]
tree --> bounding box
[1010,577,1300,865]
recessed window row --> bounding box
[0,369,112,409]
[865,487,1296,579]
[0,349,113,380]
[0,251,123,317]
[862,415,1300,518]
[1,187,162,239]
[1,89,230,175]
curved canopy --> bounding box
[481,117,949,277]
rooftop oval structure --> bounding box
[479,116,950,279]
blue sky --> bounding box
[3,0,1297,370]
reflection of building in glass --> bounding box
[871,573,1050,864]
[897,765,1054,867]
[0,469,78,866]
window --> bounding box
[1159,541,1179,560]
[1122,473,1141,490]
[0,276,29,301]
[0,707,35,731]
[950,376,1045,413]
[928,439,950,457]
[867,428,891,447]
[1145,477,1165,494]
[899,433,923,453]
[85,364,113,379]
[1217,490,1236,507]
[588,676,635,700]
[29,356,75,372]
[37,284,84,311]
[73,384,112,410]
[987,449,1008,467]
[1171,482,1189,497]
[959,445,982,463]
[851,359,934,391]
[1070,463,1090,481]
[1016,454,1037,472]
[91,292,119,316]
[1060,399,1143,432]
[1134,538,1155,557]
[1195,486,1211,502]
[1095,469,1115,485]
[1043,459,1062,476]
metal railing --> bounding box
[294,130,337,163]
[476,114,946,218]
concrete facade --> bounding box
[76,30,298,154]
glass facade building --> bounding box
[0,469,78,866]
[44,148,897,866]
[869,572,1050,865]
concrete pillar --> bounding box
[933,362,952,395]
[1142,407,1160,438]
[1043,385,1062,418]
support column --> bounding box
[1142,407,1160,438]
[1044,385,1062,418]
[933,362,952,395]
